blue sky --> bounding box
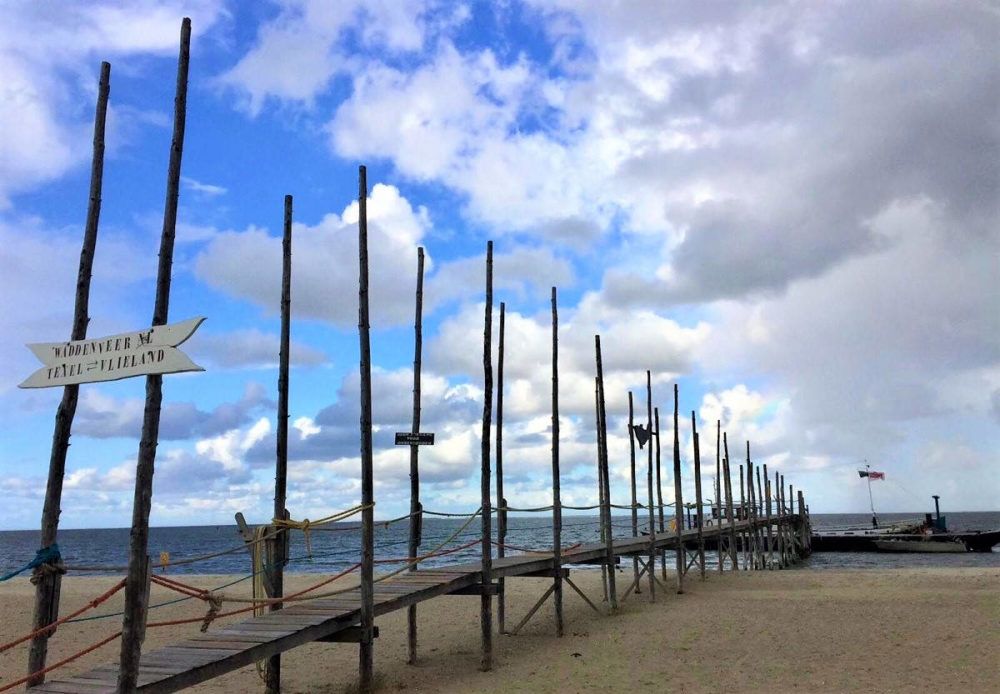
[1,1,997,530]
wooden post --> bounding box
[407,247,425,662]
[551,287,564,635]
[738,464,747,570]
[788,483,796,561]
[691,413,705,580]
[763,464,774,569]
[644,371,655,601]
[627,392,641,592]
[755,463,765,566]
[745,445,759,570]
[595,336,618,612]
[264,193,293,693]
[654,408,667,580]
[118,21,189,693]
[28,60,110,687]
[798,490,810,556]
[715,420,723,573]
[357,166,376,692]
[594,378,609,603]
[480,241,495,671]
[495,301,506,635]
[775,471,785,568]
[672,384,684,593]
[722,433,737,571]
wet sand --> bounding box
[1,567,997,692]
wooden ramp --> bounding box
[32,521,774,693]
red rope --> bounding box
[0,578,126,654]
[0,630,122,693]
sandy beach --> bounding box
[1,567,997,693]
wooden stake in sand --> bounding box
[739,464,747,570]
[722,433,737,571]
[407,246,425,662]
[265,193,293,694]
[28,59,110,688]
[480,241,494,671]
[627,392,641,592]
[118,20,190,692]
[357,166,376,692]
[691,413,706,579]
[645,371,655,601]
[716,420,723,573]
[595,336,618,612]
[763,464,774,569]
[594,378,609,603]
[672,384,684,593]
[495,301,506,635]
[655,408,667,581]
[551,287,564,636]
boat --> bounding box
[873,538,968,553]
[812,488,1000,553]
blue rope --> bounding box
[0,544,61,582]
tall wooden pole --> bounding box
[595,336,618,612]
[672,384,684,593]
[627,392,640,592]
[265,194,293,693]
[715,420,723,573]
[745,448,758,569]
[550,287,564,635]
[691,413,705,580]
[738,464,747,570]
[594,378,609,603]
[407,247,425,662]
[755,463,765,564]
[722,433,737,570]
[655,408,666,580]
[763,464,774,568]
[357,166,376,692]
[479,241,494,671]
[495,301,506,634]
[118,20,189,693]
[28,60,111,687]
[645,371,656,600]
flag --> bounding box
[858,470,885,480]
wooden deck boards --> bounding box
[32,518,784,693]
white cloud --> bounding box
[194,183,429,327]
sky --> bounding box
[1,1,997,530]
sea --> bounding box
[2,511,998,581]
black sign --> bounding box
[394,432,435,446]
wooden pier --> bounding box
[11,17,815,694]
[29,517,807,693]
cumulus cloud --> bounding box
[194,183,429,327]
[193,329,329,369]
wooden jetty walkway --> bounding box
[30,518,808,693]
[12,17,815,694]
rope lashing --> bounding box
[272,503,374,557]
[200,593,223,632]
[1,544,64,582]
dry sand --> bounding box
[1,567,997,693]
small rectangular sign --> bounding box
[395,432,435,446]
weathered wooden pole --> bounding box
[627,392,641,592]
[550,287,564,635]
[118,21,190,693]
[691,413,705,580]
[738,464,747,570]
[407,246,425,661]
[28,59,111,687]
[594,378,609,603]
[644,371,655,600]
[672,384,684,593]
[746,443,758,569]
[763,464,774,569]
[715,420,723,573]
[595,336,618,612]
[797,490,810,556]
[480,241,495,671]
[775,471,785,568]
[654,408,667,580]
[755,463,765,565]
[357,166,377,691]
[264,194,293,693]
[495,301,506,635]
[788,483,796,561]
[722,433,737,570]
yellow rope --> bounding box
[272,503,374,557]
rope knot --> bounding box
[200,593,223,632]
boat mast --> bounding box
[866,461,877,528]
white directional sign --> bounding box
[19,317,206,389]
